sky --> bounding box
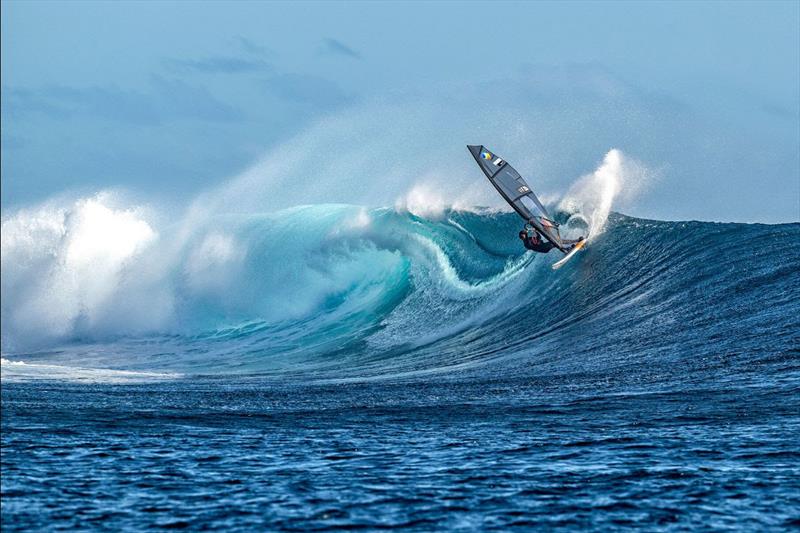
[1,0,798,222]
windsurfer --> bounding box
[519,228,583,254]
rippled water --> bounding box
[3,373,800,530]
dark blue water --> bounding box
[3,211,800,530]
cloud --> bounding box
[164,37,272,75]
[4,86,72,120]
[150,76,244,122]
[761,101,799,121]
[261,73,355,109]
[321,38,362,60]
[237,36,270,57]
[6,85,162,124]
[164,56,271,74]
[5,77,243,124]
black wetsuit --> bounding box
[522,234,556,253]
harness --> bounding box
[522,232,551,252]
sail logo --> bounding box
[518,186,530,193]
[493,158,504,166]
[481,151,492,160]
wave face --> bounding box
[3,202,798,383]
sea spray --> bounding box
[0,194,163,349]
[559,149,652,238]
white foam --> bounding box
[1,194,160,349]
[394,177,511,220]
[0,358,181,383]
[410,233,529,295]
[395,182,449,219]
[185,232,245,293]
[558,149,651,238]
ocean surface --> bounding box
[2,208,799,530]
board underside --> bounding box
[552,239,587,270]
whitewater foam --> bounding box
[1,194,161,349]
[0,358,181,383]
[559,149,652,238]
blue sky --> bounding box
[2,0,798,222]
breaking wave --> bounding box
[2,149,797,382]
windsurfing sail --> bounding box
[467,145,568,253]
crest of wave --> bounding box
[0,193,173,350]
